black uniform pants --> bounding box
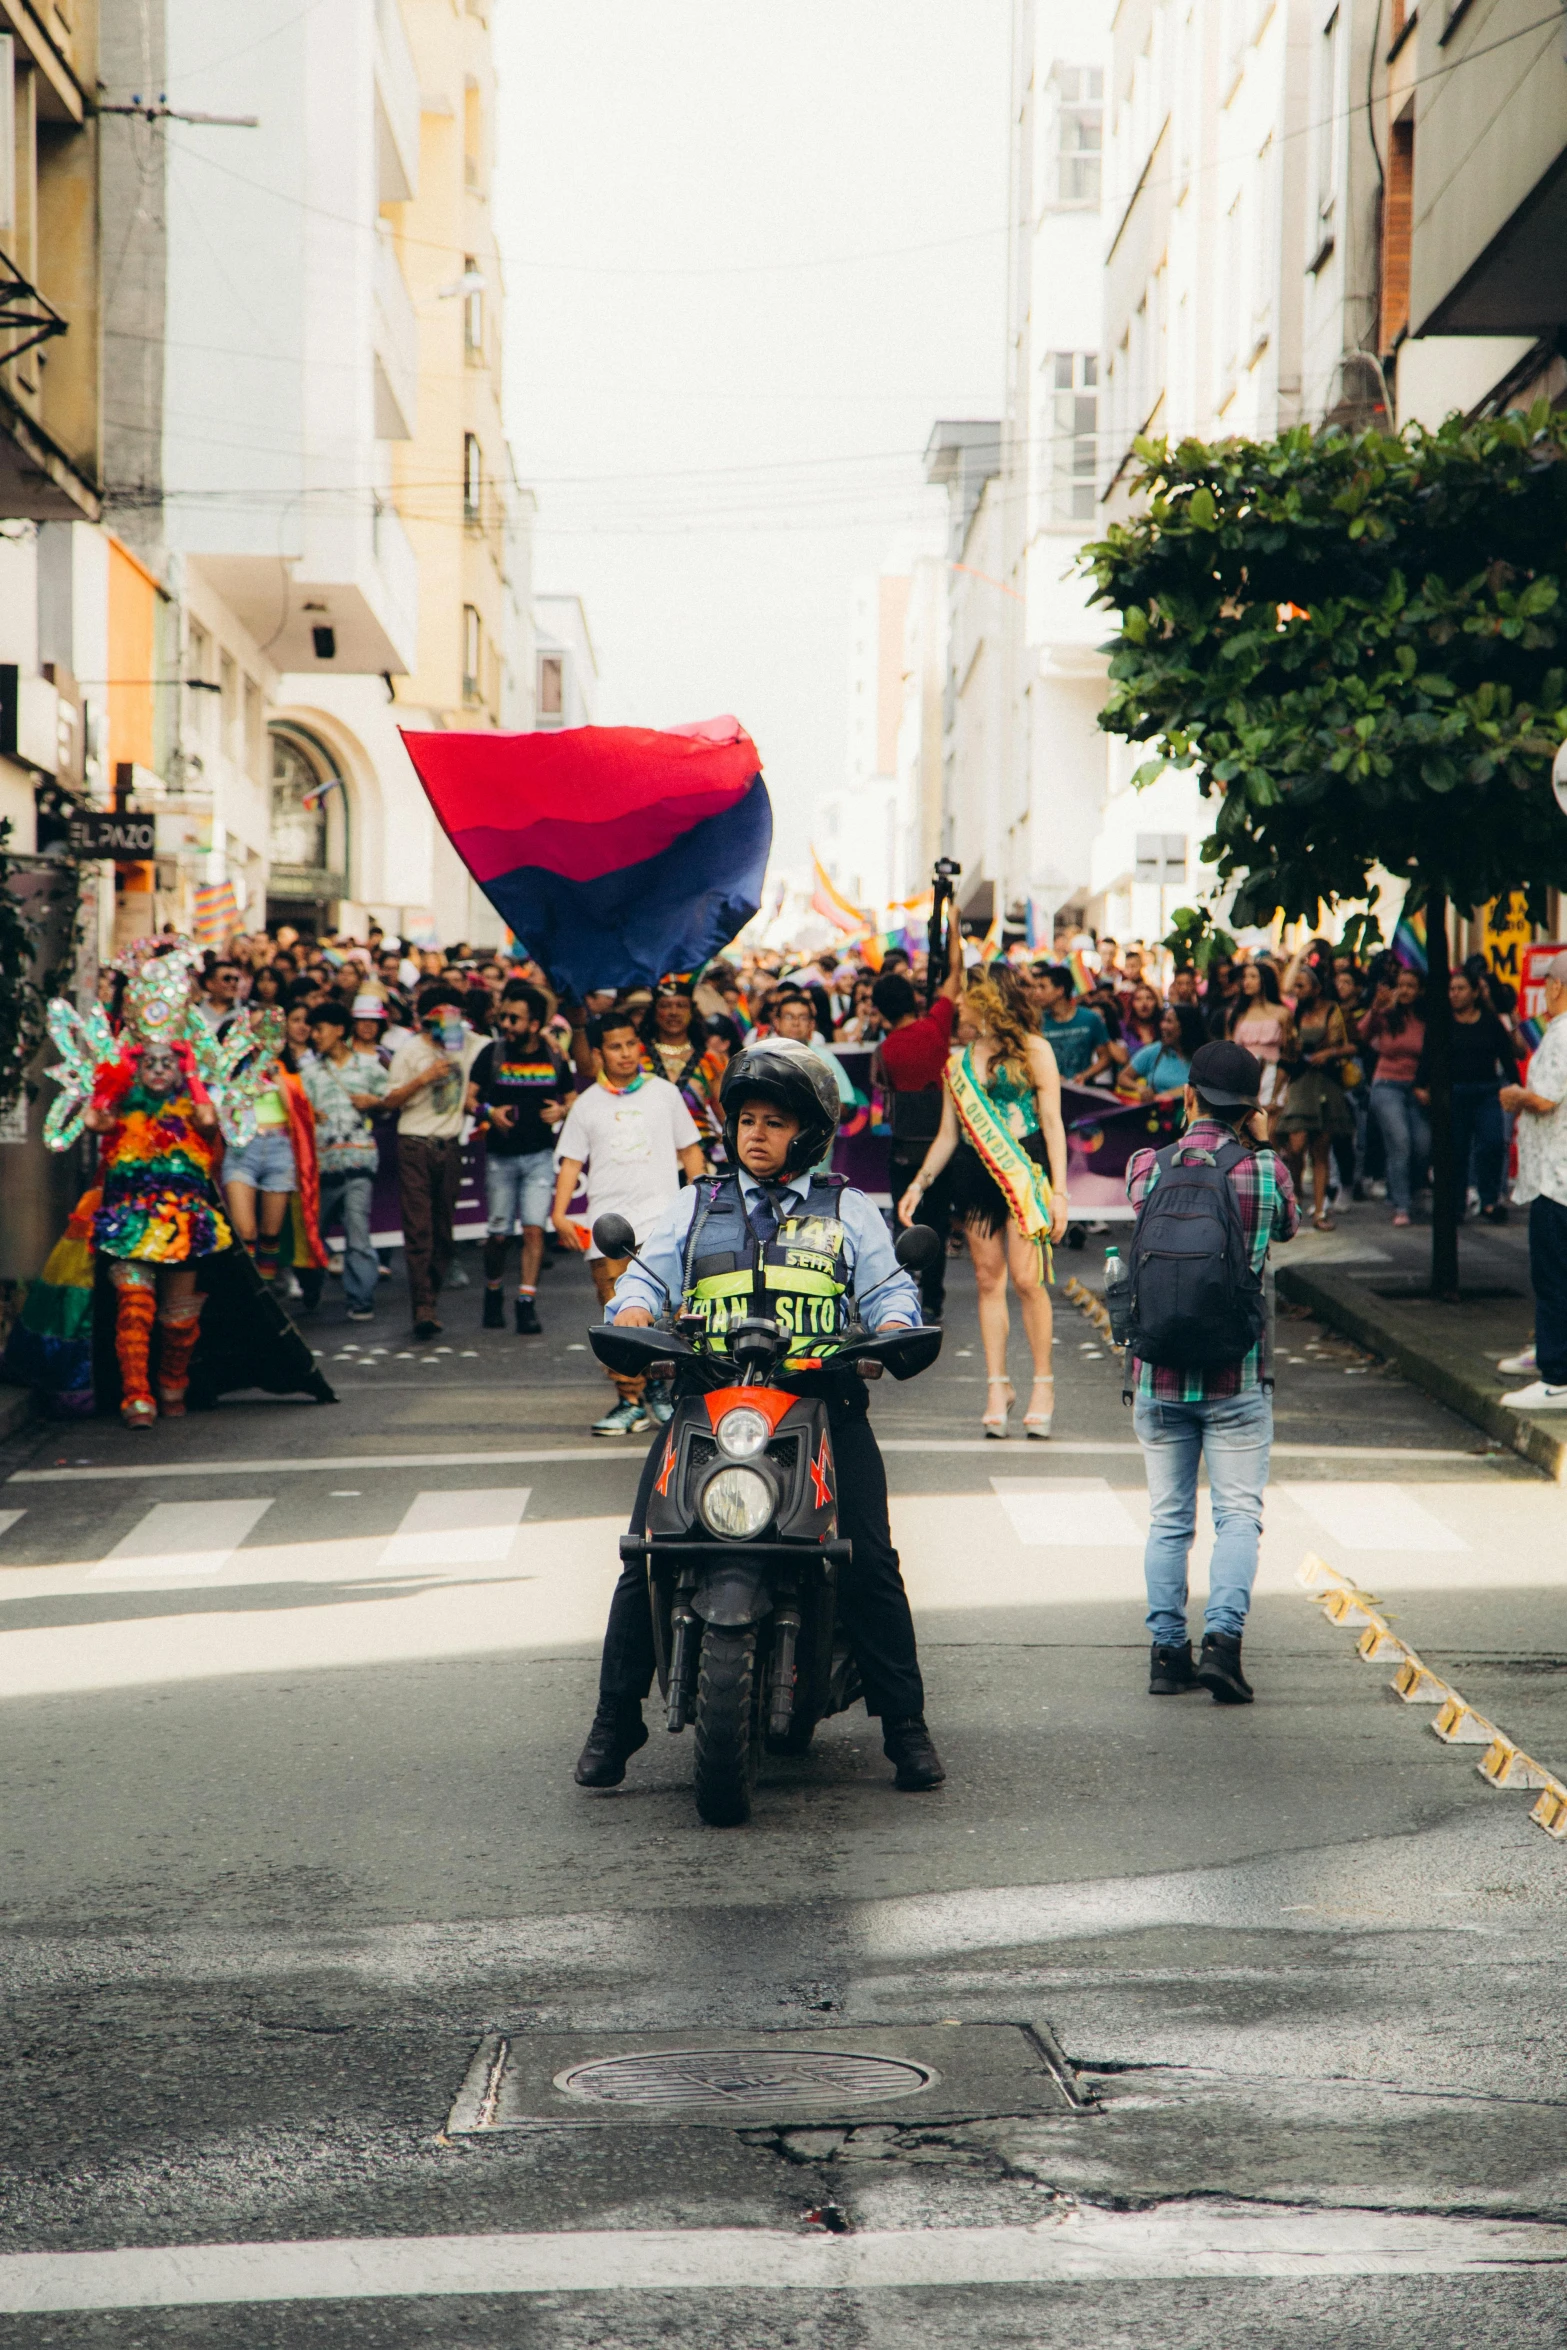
[596,1398,926,1723]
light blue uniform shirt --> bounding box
[608,1169,921,1331]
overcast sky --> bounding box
[492,1,1011,872]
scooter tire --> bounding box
[693,1624,759,1827]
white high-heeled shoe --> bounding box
[983,1377,1014,1437]
[1024,1376,1055,1440]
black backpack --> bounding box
[1127,1139,1266,1370]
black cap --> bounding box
[1188,1039,1263,1108]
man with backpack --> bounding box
[1123,1040,1299,1704]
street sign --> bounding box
[63,811,156,859]
[1480,891,1533,992]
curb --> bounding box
[1275,1263,1564,1480]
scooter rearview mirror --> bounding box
[591,1212,638,1259]
[894,1223,941,1273]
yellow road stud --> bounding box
[1477,1738,1557,1790]
[1530,1782,1567,1839]
[1297,1553,1353,1593]
[1357,1623,1409,1663]
[1320,1589,1382,1628]
[1392,1655,1456,1704]
[1431,1696,1499,1746]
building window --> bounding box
[464,75,482,189]
[1135,832,1187,882]
[462,605,482,703]
[463,432,482,524]
[1313,9,1341,259]
[1381,114,1414,348]
[1046,351,1099,523]
[1051,64,1103,203]
[463,254,484,356]
[538,653,563,719]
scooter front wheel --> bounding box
[693,1624,760,1827]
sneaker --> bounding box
[882,1717,945,1790]
[645,1391,673,1425]
[593,1397,652,1436]
[1497,1346,1537,1376]
[413,1317,442,1341]
[1193,1630,1253,1704]
[1148,1638,1195,1694]
[515,1295,542,1335]
[1391,1211,1411,1228]
[573,1701,649,1788]
[347,1307,375,1323]
[446,1261,470,1289]
[482,1287,505,1330]
[1499,1380,1567,1411]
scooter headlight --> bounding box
[715,1405,770,1459]
[699,1464,774,1540]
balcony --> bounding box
[373,227,417,441]
[374,0,420,205]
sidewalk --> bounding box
[1271,1206,1562,1477]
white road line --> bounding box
[376,1488,531,1570]
[0,1508,24,1540]
[0,2206,1560,2309]
[1281,1481,1470,1553]
[990,1477,1142,1547]
[91,1500,273,1578]
[8,1450,627,1485]
[9,1439,1483,1484]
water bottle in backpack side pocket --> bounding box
[1104,1245,1133,1347]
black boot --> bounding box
[515,1294,542,1334]
[1148,1638,1195,1695]
[573,1701,649,1787]
[1193,1631,1254,1705]
[883,1717,945,1790]
[482,1286,505,1330]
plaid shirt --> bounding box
[1125,1121,1299,1400]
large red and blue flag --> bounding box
[400,715,770,995]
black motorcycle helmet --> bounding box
[719,1040,840,1181]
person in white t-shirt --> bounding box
[552,1005,705,1435]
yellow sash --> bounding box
[947,1048,1053,1262]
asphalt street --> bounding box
[1,1216,1565,2346]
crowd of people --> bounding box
[119,916,1540,1437]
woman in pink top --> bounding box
[1226,961,1293,1118]
[1359,964,1428,1225]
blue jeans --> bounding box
[485,1147,555,1234]
[1133,1387,1273,1646]
[1369,1080,1430,1214]
[319,1168,377,1311]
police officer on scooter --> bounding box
[574,1039,946,1794]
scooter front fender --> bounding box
[690,1562,774,1628]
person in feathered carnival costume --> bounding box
[33,937,333,1428]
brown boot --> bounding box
[156,1303,202,1417]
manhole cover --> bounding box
[554,2048,935,2108]
[447,2023,1077,2132]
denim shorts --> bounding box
[224,1126,297,1193]
[486,1146,555,1233]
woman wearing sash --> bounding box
[897,974,1069,1438]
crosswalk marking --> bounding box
[0,1508,24,1542]
[92,1500,273,1578]
[1281,1482,1469,1554]
[991,1477,1143,1548]
[375,1488,532,1571]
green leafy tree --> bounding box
[1084,405,1567,1295]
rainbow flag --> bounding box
[1393,911,1427,974]
[192,880,238,946]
